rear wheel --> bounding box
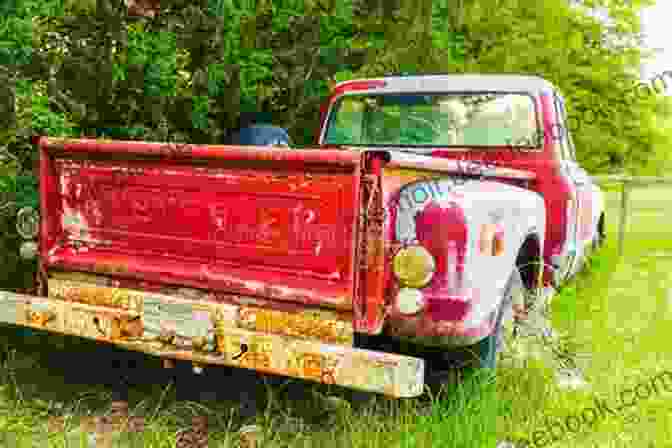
[356,266,539,397]
[425,268,524,385]
[355,269,528,396]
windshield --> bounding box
[323,92,541,149]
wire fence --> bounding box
[592,175,672,257]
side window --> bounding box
[561,100,578,162]
[552,94,568,160]
[555,93,576,162]
[325,97,364,144]
[553,93,575,161]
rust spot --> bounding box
[27,310,55,326]
[50,271,111,286]
[192,335,208,351]
[302,353,324,381]
[117,316,143,338]
[49,275,353,348]
[240,351,271,369]
[356,171,387,332]
[237,306,353,345]
[158,328,177,345]
[95,261,130,275]
[49,279,142,312]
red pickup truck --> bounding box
[3,74,604,398]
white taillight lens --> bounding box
[395,288,425,315]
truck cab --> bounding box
[317,74,605,289]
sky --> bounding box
[640,1,671,82]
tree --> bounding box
[1,0,671,293]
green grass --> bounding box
[498,184,672,448]
[0,333,499,447]
[0,185,670,447]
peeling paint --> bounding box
[386,308,497,347]
[354,170,387,333]
[47,278,353,346]
[1,289,422,398]
[143,294,217,351]
[49,278,143,312]
[46,155,358,313]
[210,327,422,397]
[237,306,353,345]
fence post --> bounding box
[618,180,630,257]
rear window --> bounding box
[323,92,541,150]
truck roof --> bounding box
[333,74,557,95]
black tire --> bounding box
[355,270,528,396]
[424,268,525,391]
[592,215,605,250]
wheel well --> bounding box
[515,234,542,290]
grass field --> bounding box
[0,185,670,447]
[499,184,672,448]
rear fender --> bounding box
[382,174,545,347]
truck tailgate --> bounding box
[39,139,362,310]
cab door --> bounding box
[554,92,593,278]
[551,93,579,280]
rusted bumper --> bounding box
[0,287,425,398]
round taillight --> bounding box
[392,245,436,288]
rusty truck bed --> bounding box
[10,137,425,397]
[41,139,360,309]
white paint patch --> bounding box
[245,281,263,292]
[395,177,464,243]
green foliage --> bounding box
[0,0,62,65]
[3,0,472,148]
[127,27,177,97]
[455,0,670,173]
[0,174,39,210]
[14,175,38,210]
[1,0,671,291]
[0,213,37,292]
[29,81,78,136]
[191,95,209,129]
